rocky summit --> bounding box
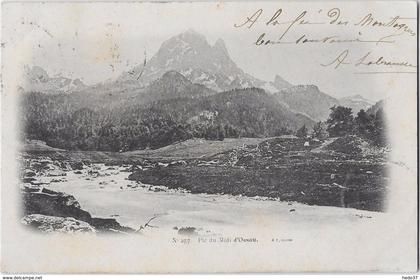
[118,29,288,92]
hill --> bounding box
[128,135,388,211]
[21,87,314,152]
[275,85,339,121]
[137,70,215,103]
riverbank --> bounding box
[23,158,382,237]
[128,136,389,211]
[19,136,388,234]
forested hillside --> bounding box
[21,88,314,152]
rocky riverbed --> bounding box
[20,156,135,234]
[19,149,385,236]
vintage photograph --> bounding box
[19,29,389,233]
[1,0,417,273]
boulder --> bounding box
[22,177,36,183]
[22,184,42,192]
[22,188,134,234]
[23,189,92,222]
[22,183,33,189]
[69,161,84,170]
[121,165,140,173]
[90,217,134,233]
[29,162,44,172]
[59,162,72,171]
[29,180,48,187]
[21,214,96,233]
[24,170,36,177]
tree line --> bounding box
[296,105,387,146]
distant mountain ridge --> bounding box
[22,65,86,94]
[21,30,374,124]
[275,85,338,121]
[339,95,375,115]
[275,85,375,121]
[22,30,293,98]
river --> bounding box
[33,163,384,238]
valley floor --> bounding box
[19,136,389,234]
[23,162,383,237]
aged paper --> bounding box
[1,0,418,273]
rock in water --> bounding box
[22,189,92,222]
[69,161,84,170]
[21,214,96,233]
[22,187,135,233]
[24,170,36,177]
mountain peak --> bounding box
[22,65,86,94]
[142,70,214,103]
[275,84,339,121]
[152,29,211,63]
[272,74,292,90]
[24,65,49,81]
[213,38,228,55]
[174,29,209,47]
[119,31,277,92]
[183,28,203,37]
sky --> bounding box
[2,1,417,101]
